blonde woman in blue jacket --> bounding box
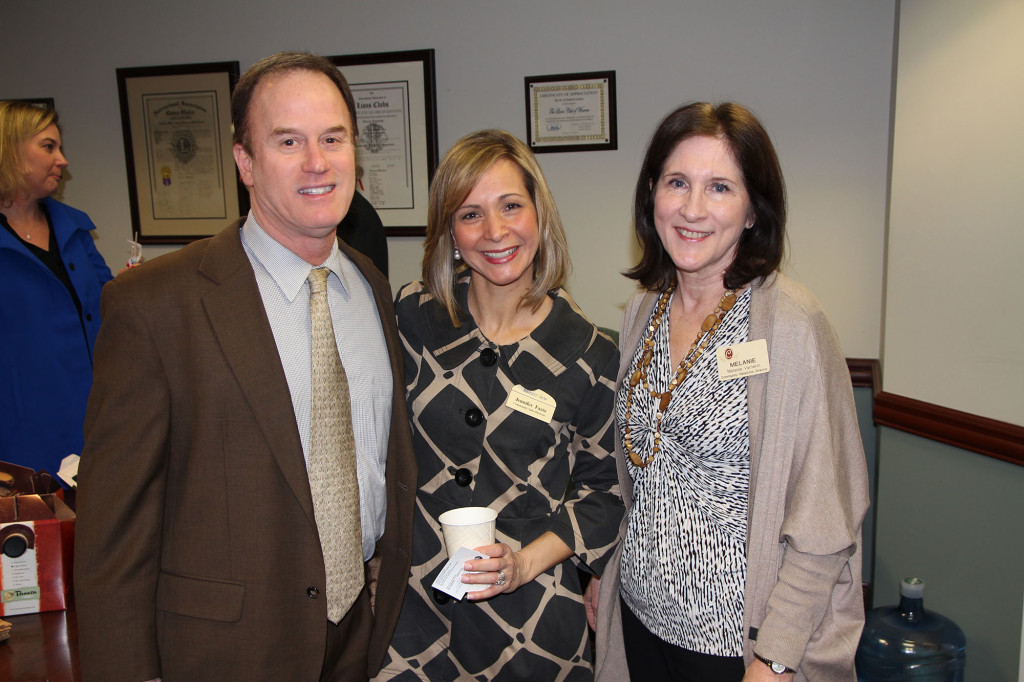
[0,101,113,476]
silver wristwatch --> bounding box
[754,652,795,674]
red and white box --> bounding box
[0,493,75,616]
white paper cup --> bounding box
[438,506,497,557]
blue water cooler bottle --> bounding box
[856,577,966,680]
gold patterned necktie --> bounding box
[307,267,364,623]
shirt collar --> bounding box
[240,212,353,302]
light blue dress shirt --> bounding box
[240,214,392,560]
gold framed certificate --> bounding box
[525,71,617,153]
[116,62,246,244]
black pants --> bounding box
[620,596,745,682]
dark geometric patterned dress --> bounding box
[376,278,623,681]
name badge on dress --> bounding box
[716,339,770,381]
[506,385,556,422]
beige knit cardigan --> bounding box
[595,272,870,681]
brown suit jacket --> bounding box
[74,221,416,681]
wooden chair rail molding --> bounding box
[847,358,881,392]
[845,358,1024,467]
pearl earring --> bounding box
[454,246,462,261]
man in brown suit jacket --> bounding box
[75,52,415,681]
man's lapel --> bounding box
[198,224,317,528]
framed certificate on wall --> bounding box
[116,61,247,244]
[525,71,617,153]
[329,49,438,237]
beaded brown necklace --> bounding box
[622,284,737,467]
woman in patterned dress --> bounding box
[376,129,623,681]
[591,103,869,681]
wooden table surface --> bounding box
[0,605,79,682]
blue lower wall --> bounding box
[873,427,1024,681]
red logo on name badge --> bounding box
[725,348,733,359]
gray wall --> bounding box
[875,1,1024,679]
[0,0,894,357]
[885,0,1024,426]
[854,386,878,586]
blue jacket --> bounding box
[0,197,113,476]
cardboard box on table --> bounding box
[0,461,75,616]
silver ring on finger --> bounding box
[495,570,506,587]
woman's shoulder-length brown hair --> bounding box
[0,101,59,208]
[626,101,787,292]
[422,129,570,327]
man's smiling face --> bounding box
[234,68,356,251]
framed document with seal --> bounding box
[524,71,617,153]
[329,49,438,236]
[116,61,246,244]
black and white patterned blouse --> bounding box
[617,286,752,657]
[378,277,623,681]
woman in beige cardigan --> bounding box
[589,102,869,682]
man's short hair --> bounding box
[231,51,357,154]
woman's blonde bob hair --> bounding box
[0,101,59,208]
[422,129,570,327]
